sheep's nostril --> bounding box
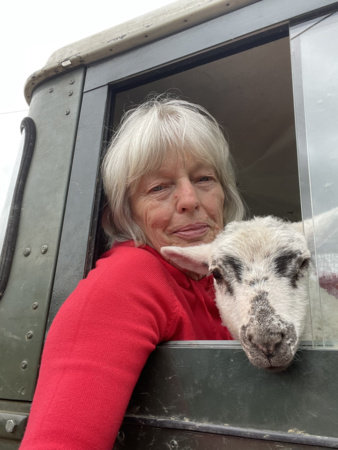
[266,343,280,357]
[250,331,284,357]
[257,343,273,357]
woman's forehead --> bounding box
[129,150,217,193]
[146,150,215,174]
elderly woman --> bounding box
[21,97,244,449]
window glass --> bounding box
[290,12,338,345]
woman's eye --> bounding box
[197,176,213,182]
[150,184,165,192]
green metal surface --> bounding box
[0,68,85,402]
[114,424,334,450]
[118,342,338,448]
[0,440,20,450]
[0,412,27,441]
[0,400,30,447]
[47,85,110,328]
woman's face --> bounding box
[130,152,225,253]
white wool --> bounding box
[162,216,313,370]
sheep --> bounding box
[161,216,312,371]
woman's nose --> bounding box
[175,180,200,213]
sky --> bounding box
[0,0,174,240]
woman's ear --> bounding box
[161,244,211,275]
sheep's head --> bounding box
[161,216,311,371]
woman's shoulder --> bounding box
[85,241,178,288]
[97,241,166,272]
[56,242,179,325]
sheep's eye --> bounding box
[212,268,223,283]
[299,257,310,271]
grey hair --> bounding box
[102,96,244,244]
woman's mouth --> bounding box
[172,223,209,240]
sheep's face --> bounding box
[161,216,311,371]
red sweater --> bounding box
[21,242,232,449]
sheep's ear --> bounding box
[161,244,211,275]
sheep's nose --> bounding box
[248,330,284,357]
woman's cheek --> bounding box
[143,204,171,235]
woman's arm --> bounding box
[20,247,177,449]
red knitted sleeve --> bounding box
[20,246,178,449]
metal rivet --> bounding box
[21,361,28,370]
[26,331,34,340]
[68,90,73,96]
[5,419,16,433]
[169,440,178,449]
[41,244,48,254]
[61,60,72,68]
[18,386,26,396]
[117,430,125,442]
[23,247,31,257]
[49,87,54,93]
[65,109,70,115]
[32,301,39,310]
[69,79,75,85]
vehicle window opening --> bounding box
[95,28,337,346]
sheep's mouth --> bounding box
[266,353,296,372]
[242,346,297,371]
[243,345,297,371]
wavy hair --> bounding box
[102,96,244,243]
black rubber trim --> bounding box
[0,117,36,300]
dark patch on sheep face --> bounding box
[211,267,233,295]
[211,267,222,282]
[248,276,269,287]
[211,255,243,295]
[222,256,243,282]
[274,250,310,288]
[274,251,299,276]
[240,291,297,370]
